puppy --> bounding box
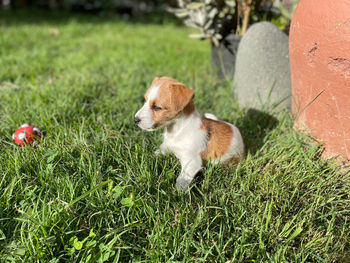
[135,77,245,190]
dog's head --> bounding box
[134,77,194,131]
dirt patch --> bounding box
[328,57,350,78]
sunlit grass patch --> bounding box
[0,10,349,263]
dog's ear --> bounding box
[169,83,194,113]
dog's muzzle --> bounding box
[134,116,141,125]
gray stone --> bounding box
[233,22,291,112]
[211,34,242,78]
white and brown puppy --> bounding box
[135,77,245,190]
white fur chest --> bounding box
[162,111,207,158]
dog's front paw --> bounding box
[176,176,192,191]
[155,144,169,156]
[154,149,162,156]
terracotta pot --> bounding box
[289,0,350,161]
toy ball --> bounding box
[12,124,41,146]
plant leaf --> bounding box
[121,197,134,207]
[225,0,236,8]
[89,229,96,238]
[208,8,217,19]
[113,186,123,199]
[186,2,204,9]
[286,227,303,242]
[74,240,83,250]
[189,33,207,39]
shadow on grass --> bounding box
[0,9,181,26]
[237,108,279,155]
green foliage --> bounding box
[168,0,236,46]
[272,0,299,30]
[169,0,299,44]
[0,10,349,263]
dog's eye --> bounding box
[152,105,162,111]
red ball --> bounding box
[12,124,41,146]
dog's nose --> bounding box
[134,116,141,124]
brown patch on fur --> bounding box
[151,76,175,86]
[183,100,195,115]
[200,118,233,161]
[145,77,194,126]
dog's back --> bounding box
[200,117,245,164]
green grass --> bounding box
[0,10,349,263]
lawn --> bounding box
[0,10,349,263]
